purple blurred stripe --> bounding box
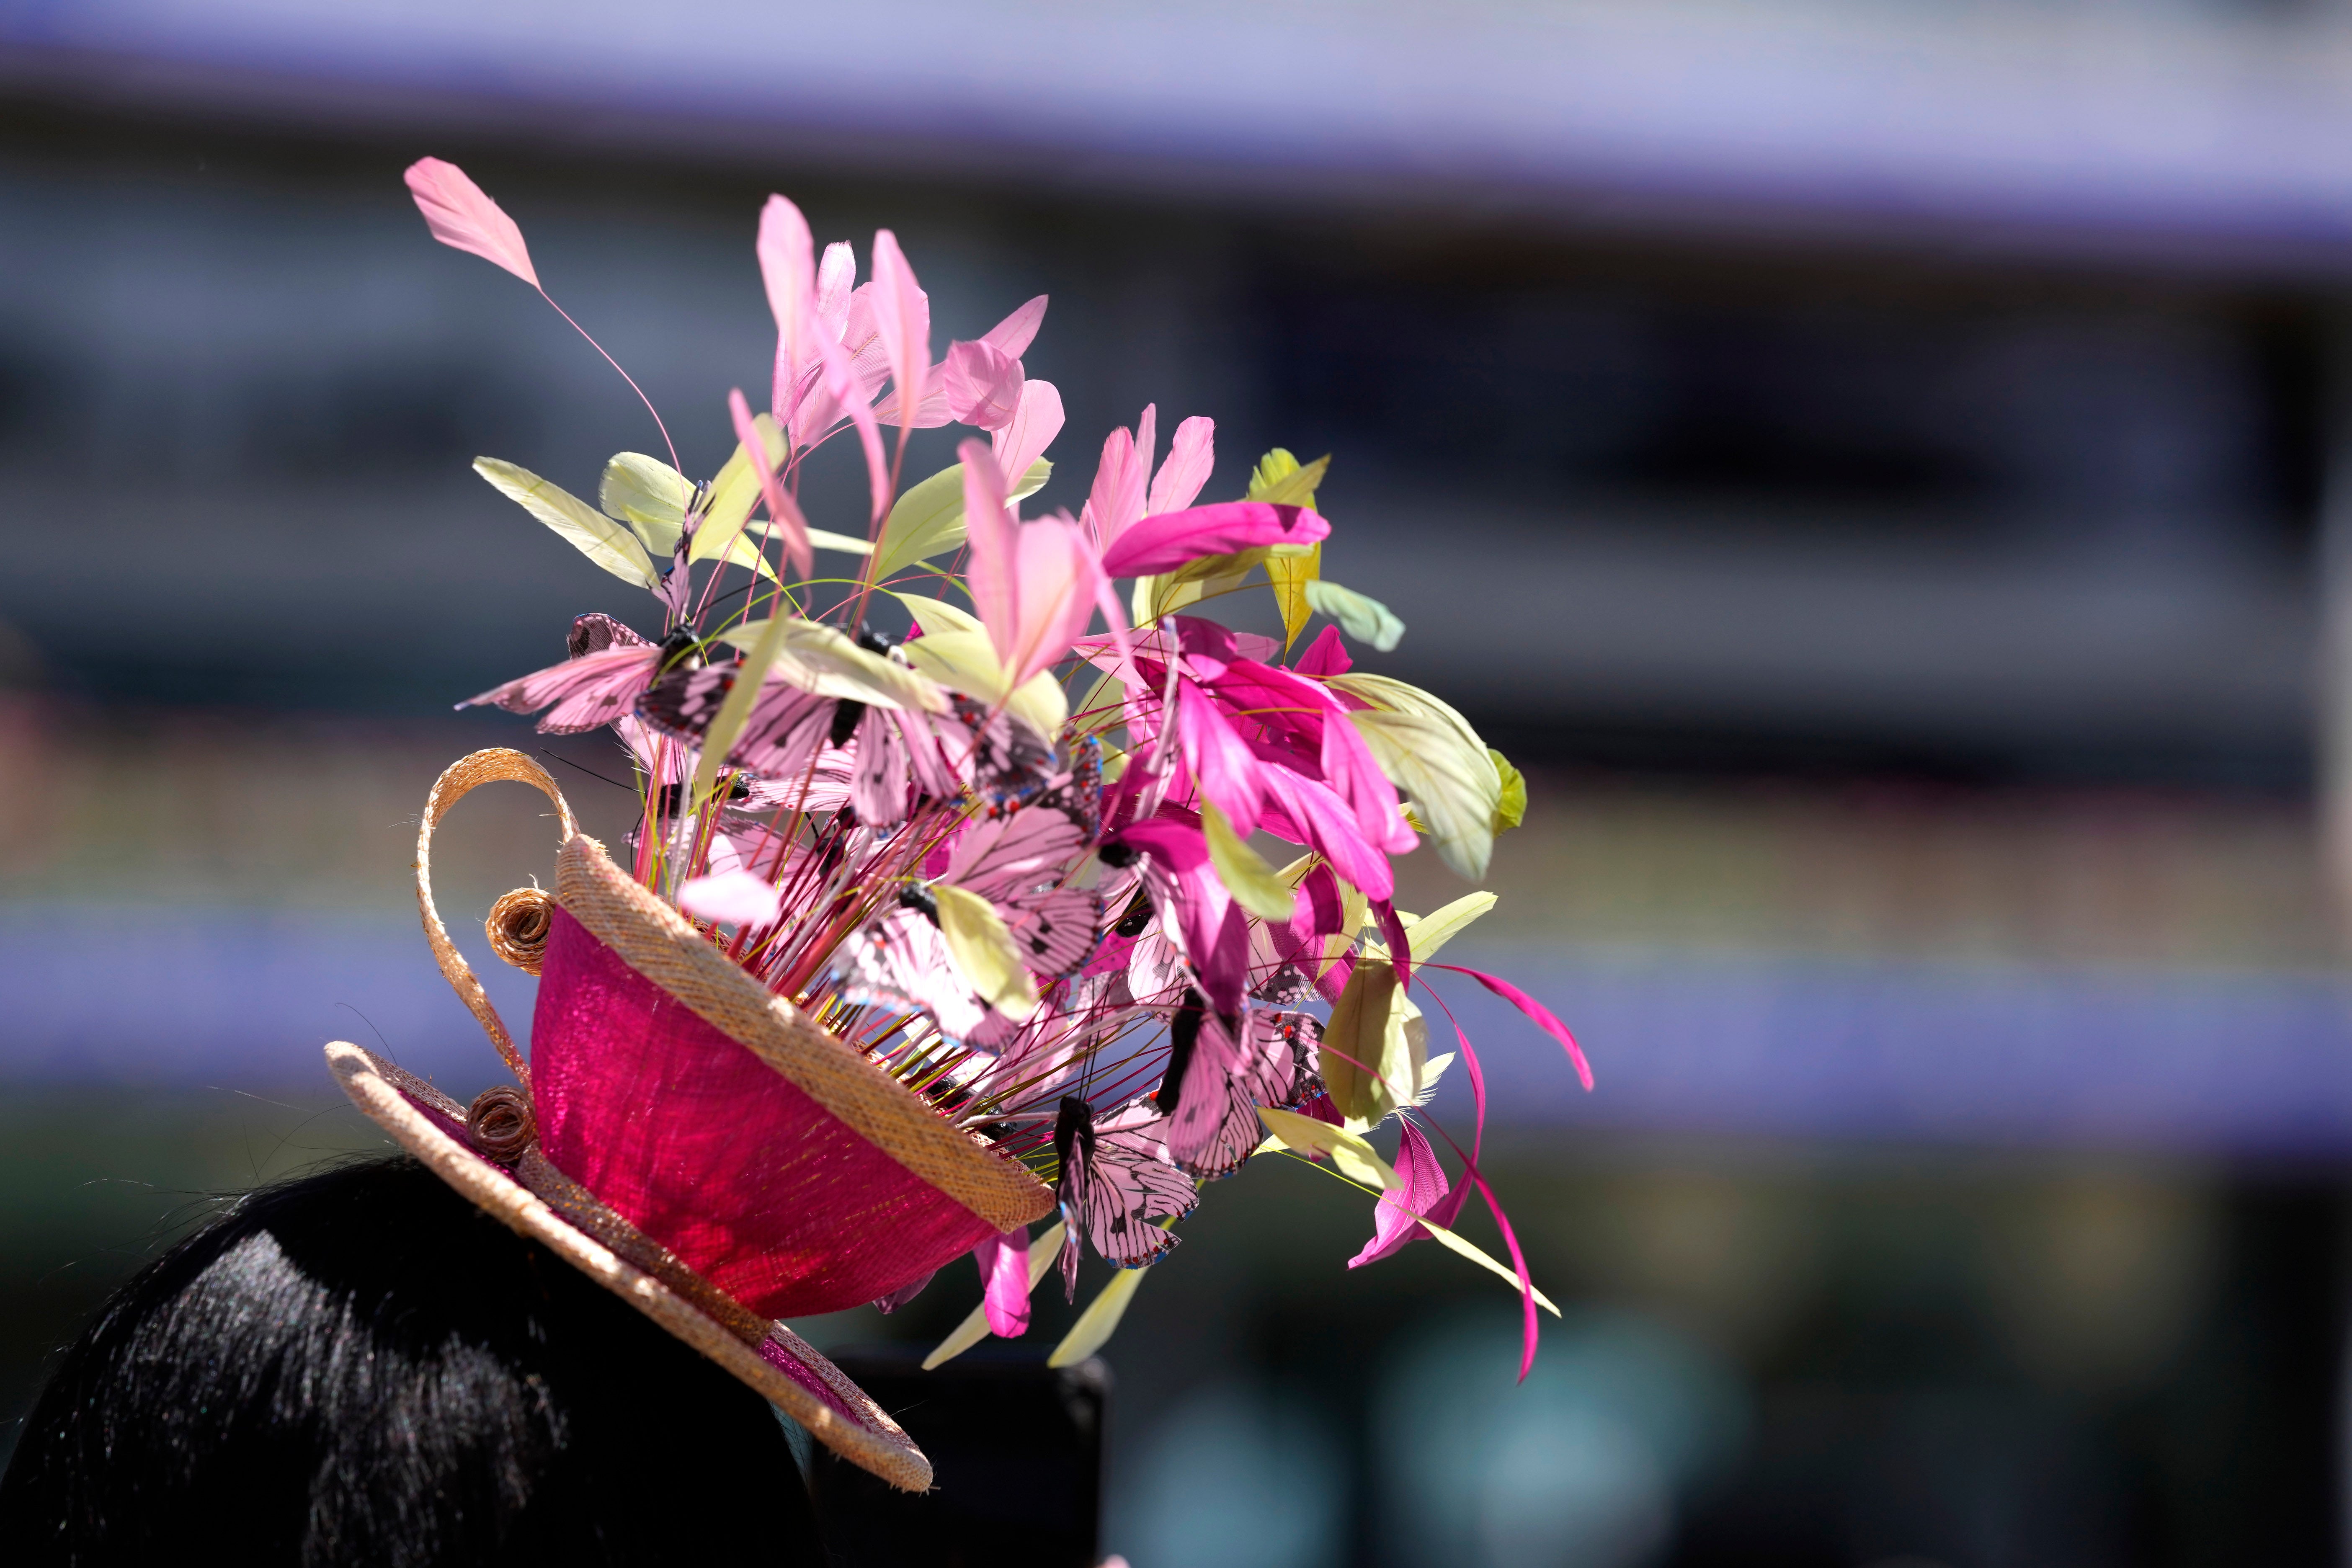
[11,910,2352,1151]
[0,906,533,1100]
[11,3,2352,260]
[1428,945,2352,1155]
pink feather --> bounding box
[1085,424,1147,553]
[729,387,812,580]
[961,436,1019,656]
[1176,680,1266,833]
[1428,964,1593,1091]
[405,158,538,288]
[1259,767,1392,901]
[1474,1164,1542,1380]
[982,294,1049,358]
[1347,1118,1469,1269]
[867,230,931,450]
[970,511,1104,691]
[756,196,818,421]
[816,242,856,332]
[1416,993,1541,1379]
[965,431,1115,698]
[1098,502,1331,578]
[782,240,862,448]
[1320,704,1416,854]
[1375,898,1413,989]
[817,324,893,526]
[1148,416,1217,516]
[973,1226,1032,1337]
[991,380,1065,490]
[1012,519,1107,688]
[942,339,1024,431]
[885,295,1049,432]
[1293,624,1353,677]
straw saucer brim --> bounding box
[326,1039,932,1492]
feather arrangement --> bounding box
[418,162,1584,1377]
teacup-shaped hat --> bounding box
[328,748,1055,1490]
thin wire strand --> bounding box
[537,289,681,474]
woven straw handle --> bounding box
[416,748,578,1088]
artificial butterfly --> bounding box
[930,742,1103,978]
[833,757,1107,1040]
[1155,992,1324,1181]
[637,641,1055,823]
[460,613,696,733]
[1053,1094,1198,1295]
[836,904,1016,1048]
[1095,836,1180,949]
[635,649,958,827]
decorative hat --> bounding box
[333,156,1594,1501]
[332,748,1052,1491]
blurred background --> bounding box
[5,1,2352,1563]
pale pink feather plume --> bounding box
[1084,426,1146,553]
[942,340,1024,431]
[873,386,955,429]
[1149,416,1217,516]
[982,294,1049,358]
[769,340,798,433]
[962,437,1104,688]
[405,158,538,288]
[756,196,818,420]
[829,288,893,404]
[729,387,813,580]
[1089,565,1143,709]
[960,436,1020,659]
[818,323,893,525]
[868,342,954,429]
[877,294,1044,428]
[867,230,931,452]
[786,364,844,456]
[783,255,869,450]
[992,380,1065,490]
[816,242,856,332]
[678,869,785,927]
[1006,518,1106,689]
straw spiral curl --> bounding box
[485,886,556,974]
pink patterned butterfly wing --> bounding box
[943,776,1104,980]
[836,907,1017,1049]
[944,696,1055,803]
[461,645,657,733]
[569,612,649,656]
[1066,1100,1195,1268]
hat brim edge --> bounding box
[324,1040,932,1493]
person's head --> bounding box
[0,1154,823,1566]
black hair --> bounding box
[0,1155,823,1567]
